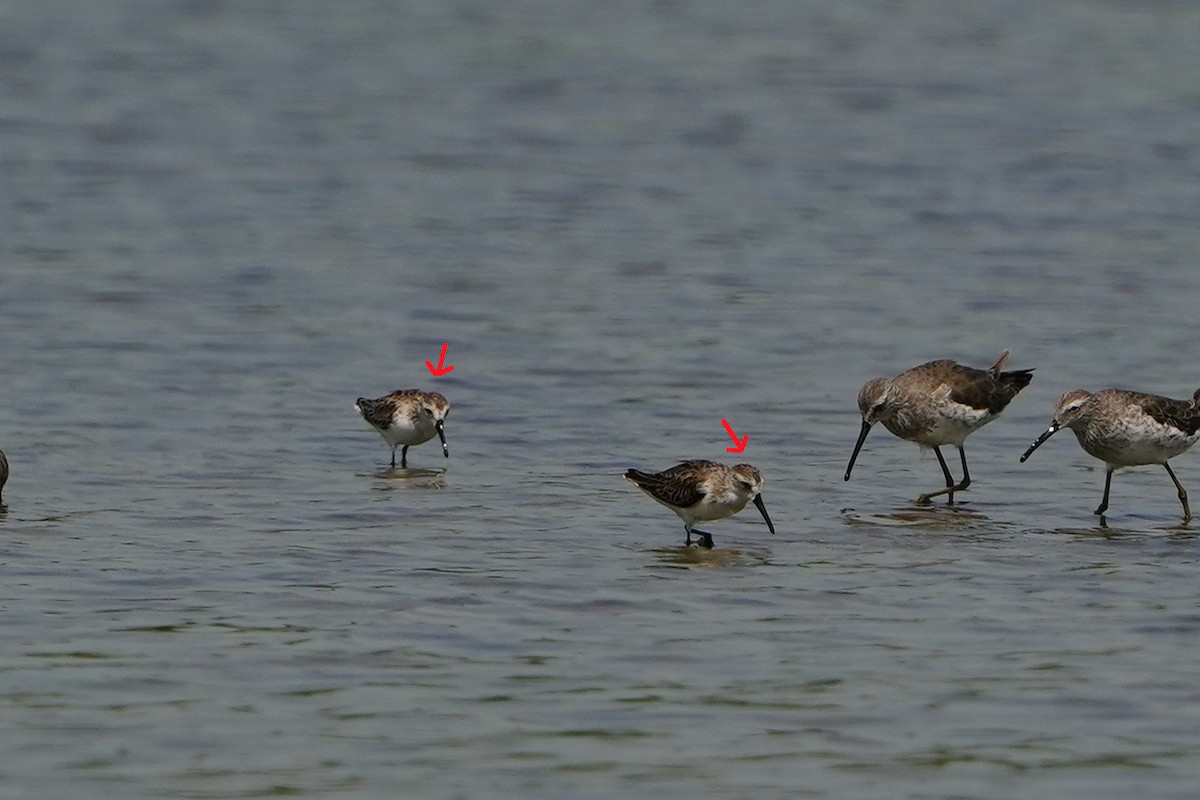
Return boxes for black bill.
[844,419,872,481]
[436,419,449,457]
[753,494,777,535]
[1019,422,1059,462]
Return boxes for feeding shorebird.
[1020,387,1200,522]
[624,460,776,548]
[354,389,450,469]
[845,350,1034,504]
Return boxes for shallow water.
[3,1,1200,797]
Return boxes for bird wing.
[624,464,708,508]
[948,364,1034,414]
[356,397,396,429]
[1138,394,1200,436]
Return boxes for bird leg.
[1094,468,1113,517]
[917,446,971,505]
[1164,462,1191,522]
[684,524,714,549]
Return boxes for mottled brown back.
[1137,392,1200,436]
[355,394,403,429]
[624,460,712,508]
[948,364,1034,415]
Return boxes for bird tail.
[990,350,1034,391]
[989,349,1011,373]
[1000,367,1035,392]
[624,468,649,484]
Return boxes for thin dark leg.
[400,445,409,469]
[390,446,397,468]
[1094,468,1113,517]
[917,446,960,505]
[955,446,972,493]
[1164,462,1191,522]
[684,523,713,548]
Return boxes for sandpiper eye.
[737,481,752,492]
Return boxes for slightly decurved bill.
[753,494,776,535]
[1020,423,1059,462]
[844,419,873,481]
[436,420,449,457]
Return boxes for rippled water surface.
[4,1,1200,797]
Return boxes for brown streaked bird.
[845,350,1034,504]
[354,389,450,469]
[624,460,776,548]
[1020,387,1200,522]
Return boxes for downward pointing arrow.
[425,343,455,377]
[722,419,748,453]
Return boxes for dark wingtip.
[1000,368,1036,391]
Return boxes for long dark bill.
[1019,422,1059,462]
[753,494,776,535]
[844,419,872,481]
[436,420,449,457]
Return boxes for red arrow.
[425,343,455,377]
[722,419,747,453]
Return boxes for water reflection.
[649,545,770,568]
[1045,520,1197,538]
[367,467,448,489]
[841,504,988,529]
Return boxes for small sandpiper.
[624,460,776,548]
[845,350,1034,504]
[1020,387,1200,522]
[355,389,450,469]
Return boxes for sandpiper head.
[730,463,764,496]
[731,463,776,535]
[845,378,890,481]
[1051,389,1094,428]
[1020,389,1093,463]
[856,377,891,423]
